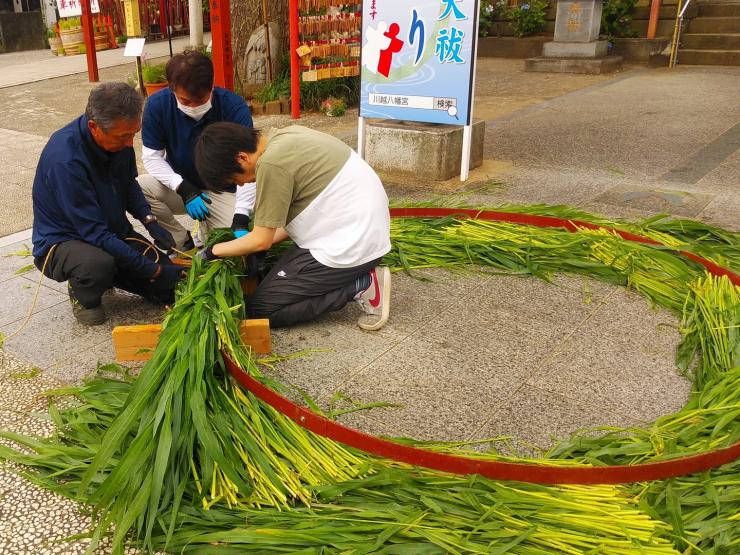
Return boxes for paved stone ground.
[0,52,737,553]
[0,35,208,89]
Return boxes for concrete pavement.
[0,34,210,89]
[0,54,738,553]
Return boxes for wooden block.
[112,319,271,362]
[265,100,282,115]
[111,324,162,362]
[239,319,272,355]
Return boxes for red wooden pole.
[647,0,662,39]
[81,0,99,82]
[289,0,300,119]
[159,0,167,37]
[209,0,234,90]
[106,15,117,48]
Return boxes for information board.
[359,0,480,126]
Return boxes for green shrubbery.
[478,0,508,37]
[504,1,549,38]
[601,0,638,40]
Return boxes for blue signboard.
[360,1,480,126]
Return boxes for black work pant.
[35,232,174,308]
[247,246,379,328]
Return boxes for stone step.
[678,48,740,65]
[698,3,740,17]
[688,16,740,34]
[682,32,740,49]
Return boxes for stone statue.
[243,22,282,86]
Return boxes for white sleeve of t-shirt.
[235,182,257,216]
[142,146,183,192]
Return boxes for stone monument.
[242,22,283,87]
[526,0,622,74]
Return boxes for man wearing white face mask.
[137,50,255,251]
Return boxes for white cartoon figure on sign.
[362,22,392,75]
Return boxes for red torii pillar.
[81,0,100,82]
[647,0,662,39]
[159,0,168,38]
[289,0,299,119]
[209,0,234,91]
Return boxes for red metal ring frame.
[225,207,740,485]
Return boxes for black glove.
[144,219,176,252]
[197,245,220,262]
[150,263,185,290]
[245,251,267,280]
[231,213,251,238]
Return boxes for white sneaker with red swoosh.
[356,266,391,331]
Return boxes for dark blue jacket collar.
[79,115,112,163]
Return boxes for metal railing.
[669,0,693,67]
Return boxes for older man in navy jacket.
[32,82,183,326]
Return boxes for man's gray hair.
[84,82,144,131]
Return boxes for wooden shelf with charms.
[290,1,362,116]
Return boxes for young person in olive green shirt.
[194,122,391,330]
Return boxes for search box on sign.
[368,94,458,115]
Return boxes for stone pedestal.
[526,0,622,74]
[543,40,608,58]
[365,120,485,183]
[525,55,623,74]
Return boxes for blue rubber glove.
[234,229,249,239]
[177,180,212,221]
[184,192,211,221]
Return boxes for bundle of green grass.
[1,205,738,554]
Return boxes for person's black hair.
[166,50,214,97]
[85,82,144,131]
[195,122,261,191]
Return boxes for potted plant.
[142,62,168,96]
[321,97,347,117]
[47,27,64,56]
[59,16,84,56]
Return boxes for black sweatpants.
[35,231,174,308]
[247,246,380,328]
